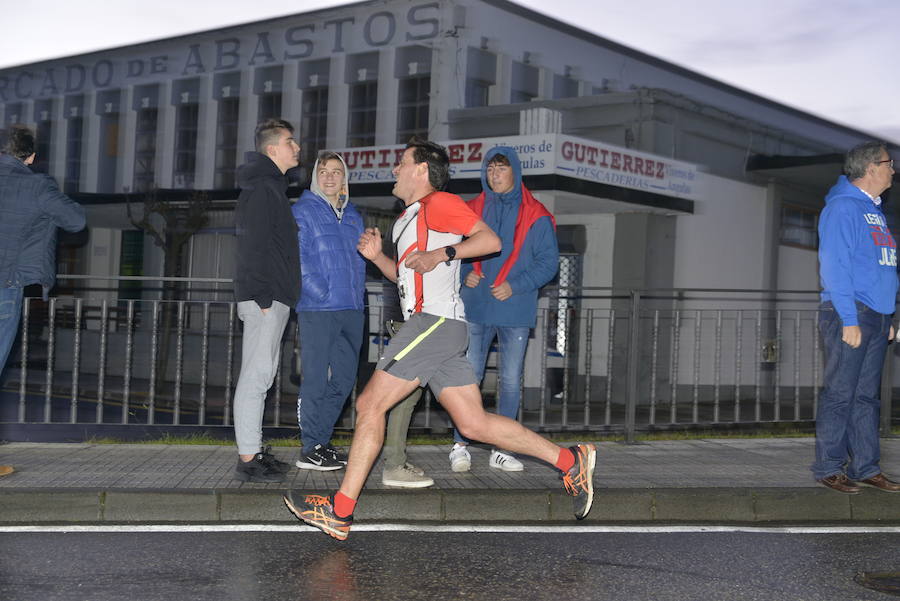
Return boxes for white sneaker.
[449,443,471,472]
[489,450,524,472]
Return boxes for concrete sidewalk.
[0,438,898,524]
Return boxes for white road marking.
[1,524,899,534]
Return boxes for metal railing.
[1,277,897,440]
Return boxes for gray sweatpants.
[233,300,290,455]
[383,388,421,469]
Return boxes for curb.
[2,487,900,524]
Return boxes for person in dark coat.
[232,119,301,483]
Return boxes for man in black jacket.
[0,125,85,375]
[1,124,85,480]
[232,119,301,482]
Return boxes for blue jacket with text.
[818,174,898,325]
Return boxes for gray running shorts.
[376,313,476,398]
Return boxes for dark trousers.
[297,310,364,454]
[812,301,890,481]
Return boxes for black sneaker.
[295,444,344,471]
[259,445,291,473]
[235,452,287,483]
[324,444,348,465]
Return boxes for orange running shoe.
[562,444,597,520]
[284,492,353,540]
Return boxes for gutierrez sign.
[336,134,700,201]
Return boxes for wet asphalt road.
[0,530,898,601]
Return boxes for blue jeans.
[454,322,530,444]
[0,287,24,375]
[812,301,890,481]
[297,310,364,454]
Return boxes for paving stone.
[654,488,755,521]
[753,488,852,522]
[442,490,550,521]
[104,491,218,522]
[354,490,443,522]
[219,491,295,522]
[549,488,653,522]
[0,491,101,522]
[850,490,900,521]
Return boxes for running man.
[284,138,596,540]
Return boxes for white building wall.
[672,173,769,290]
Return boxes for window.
[511,62,539,104]
[4,102,23,125]
[553,74,579,99]
[118,230,145,305]
[301,87,328,166]
[347,81,377,147]
[780,204,818,249]
[215,97,240,189]
[257,92,282,123]
[133,108,157,192]
[396,76,430,143]
[95,91,122,194]
[34,102,53,174]
[64,116,83,193]
[174,103,199,189]
[465,47,496,108]
[465,79,490,108]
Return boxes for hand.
[464,271,484,288]
[842,325,861,348]
[404,249,443,274]
[357,227,383,261]
[891,325,896,342]
[490,281,513,301]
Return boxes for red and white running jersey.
[392,191,480,321]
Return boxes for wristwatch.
[444,245,457,265]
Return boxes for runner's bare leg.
[438,383,561,464]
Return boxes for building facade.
[1,0,898,412]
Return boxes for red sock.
[333,491,356,518]
[555,448,575,473]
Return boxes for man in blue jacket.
[1,125,85,480]
[448,147,559,473]
[815,141,900,494]
[0,125,85,375]
[293,151,366,471]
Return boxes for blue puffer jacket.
[292,180,365,312]
[0,153,85,295]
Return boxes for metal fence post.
[625,290,641,444]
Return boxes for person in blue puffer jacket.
[292,151,366,471]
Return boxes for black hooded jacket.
[233,152,300,309]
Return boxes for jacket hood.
[825,175,875,206]
[309,153,351,208]
[236,152,286,189]
[480,146,523,206]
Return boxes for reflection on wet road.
[1,529,898,600]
